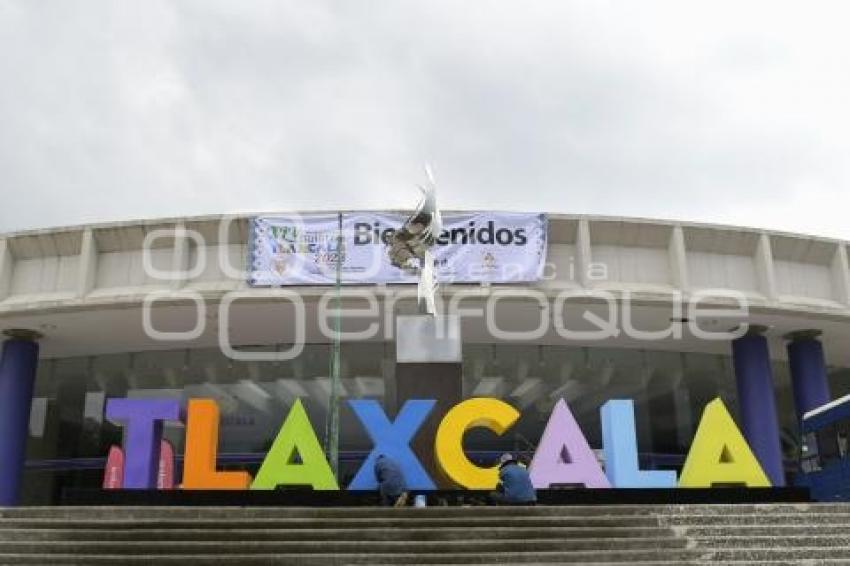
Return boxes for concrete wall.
[1,212,849,336]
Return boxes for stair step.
[702,547,850,561]
[0,548,704,565]
[681,524,850,537]
[693,535,850,548]
[661,513,850,526]
[0,537,691,554]
[0,516,663,529]
[0,526,676,542]
[2,504,848,564]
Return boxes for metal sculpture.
[387,166,442,314]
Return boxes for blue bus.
[799,394,850,501]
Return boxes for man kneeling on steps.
[490,453,537,505]
[375,454,408,507]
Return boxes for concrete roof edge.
[0,209,846,246]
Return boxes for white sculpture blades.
[388,167,442,315]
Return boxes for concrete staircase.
[0,504,848,565]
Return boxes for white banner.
[249,212,547,286]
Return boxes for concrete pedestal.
[395,315,462,486]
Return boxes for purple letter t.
[105,398,180,489]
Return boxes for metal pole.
[325,212,343,477]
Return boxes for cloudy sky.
[1,1,849,238]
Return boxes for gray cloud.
[1,0,849,238]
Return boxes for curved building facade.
[0,212,848,504]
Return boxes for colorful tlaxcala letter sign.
[183,399,252,490]
[435,398,520,489]
[102,395,771,491]
[252,398,338,490]
[104,398,180,489]
[601,400,677,488]
[347,399,437,490]
[529,398,610,489]
[678,398,771,488]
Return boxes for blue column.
[732,332,785,487]
[0,331,40,506]
[787,332,831,422]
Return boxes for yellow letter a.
[679,398,771,488]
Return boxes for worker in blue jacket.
[491,453,537,505]
[374,454,408,506]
